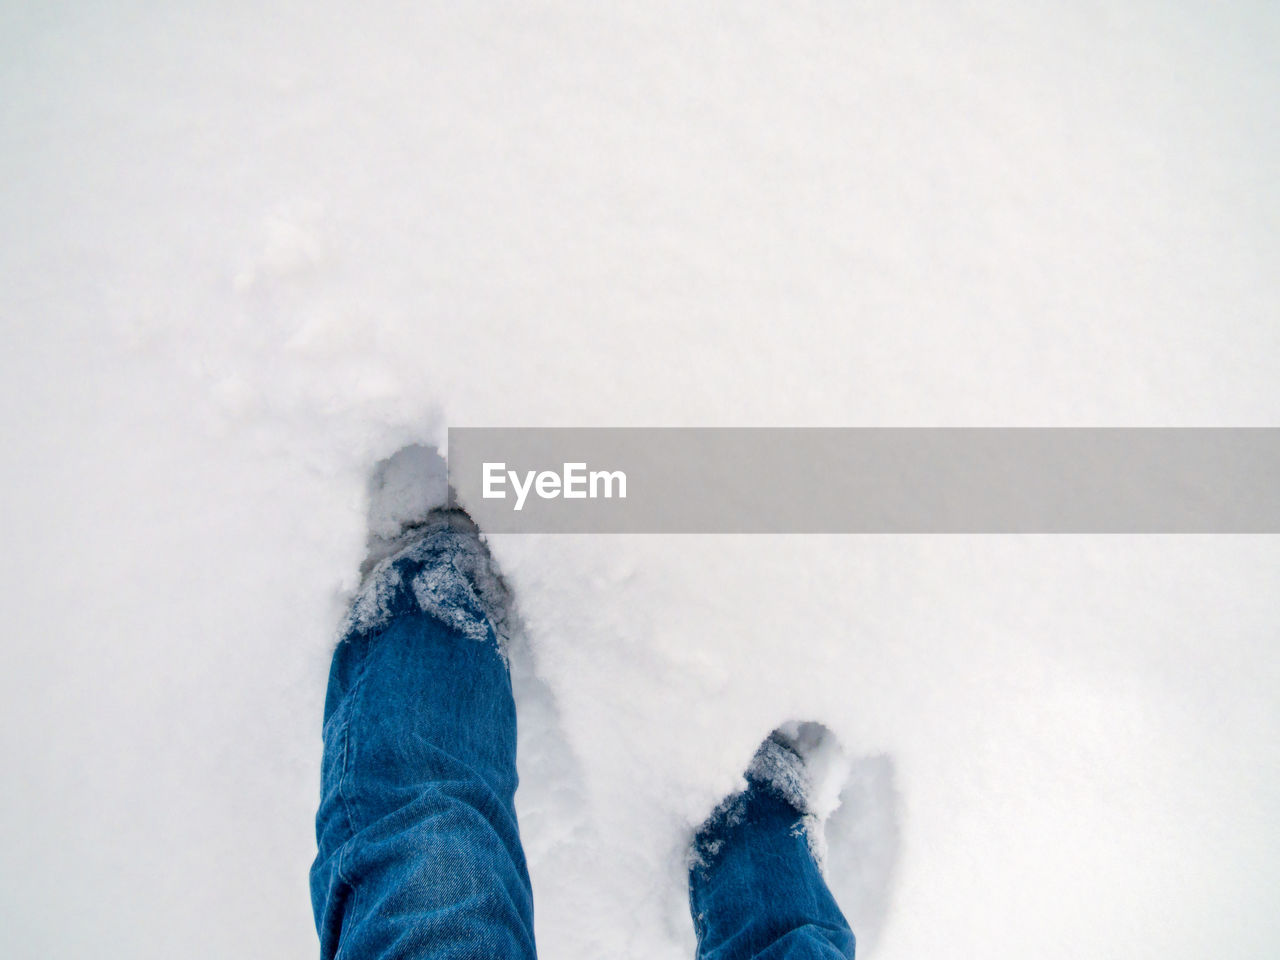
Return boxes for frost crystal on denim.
[346,563,404,634]
[342,512,511,655]
[691,732,832,873]
[748,735,813,814]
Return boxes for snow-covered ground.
[2,2,1277,957]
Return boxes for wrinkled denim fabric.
[311,513,854,960]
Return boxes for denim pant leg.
[310,524,536,960]
[690,779,856,960]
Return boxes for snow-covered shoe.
[689,722,856,959]
[360,443,455,578]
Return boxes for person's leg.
[310,511,536,960]
[690,732,856,960]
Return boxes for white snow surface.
[2,2,1278,957]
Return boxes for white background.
[2,2,1277,957]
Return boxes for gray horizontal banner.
[447,428,1280,533]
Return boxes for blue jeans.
[311,516,855,959]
